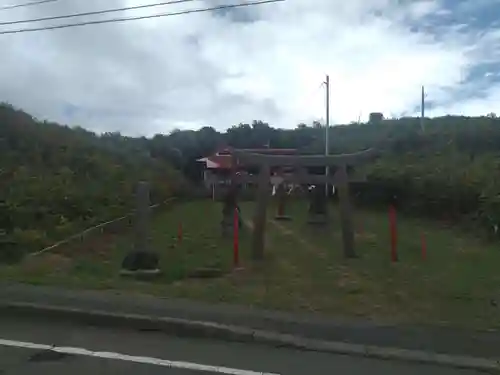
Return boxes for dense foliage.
[0,104,187,260]
[144,116,500,238]
[3,102,500,261]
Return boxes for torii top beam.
[231,148,378,167]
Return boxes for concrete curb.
[1,302,498,373]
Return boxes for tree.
[0,103,187,256]
[5,99,500,257]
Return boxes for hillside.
[2,104,500,260]
[0,103,187,259]
[151,117,500,238]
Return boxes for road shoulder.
[0,283,499,372]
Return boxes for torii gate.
[229,148,378,260]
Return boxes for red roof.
[198,148,298,170]
[205,155,233,169]
[217,148,298,155]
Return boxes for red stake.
[421,232,427,261]
[177,222,183,243]
[389,205,398,262]
[233,207,240,268]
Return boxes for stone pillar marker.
[251,163,270,261]
[135,181,151,253]
[275,181,291,221]
[307,185,329,225]
[120,181,160,277]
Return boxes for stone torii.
[229,148,378,260]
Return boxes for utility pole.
[420,85,425,133]
[324,74,330,197]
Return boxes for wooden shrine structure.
[227,148,378,260]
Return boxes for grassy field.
[1,198,499,329]
[0,201,252,290]
[248,200,500,329]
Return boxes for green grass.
[1,199,499,329]
[238,200,500,329]
[0,201,251,290]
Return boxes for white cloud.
[407,0,441,18]
[0,0,500,135]
[429,83,500,117]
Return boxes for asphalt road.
[0,316,486,375]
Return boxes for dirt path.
[242,214,323,255]
[270,218,324,254]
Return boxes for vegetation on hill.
[0,103,187,259]
[2,101,500,260]
[147,116,500,238]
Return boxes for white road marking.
[0,338,280,375]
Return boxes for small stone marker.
[221,185,242,237]
[307,185,328,225]
[274,182,291,221]
[120,251,160,277]
[120,181,160,278]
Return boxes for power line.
[0,0,200,26]
[0,0,285,34]
[324,74,329,197]
[0,0,60,11]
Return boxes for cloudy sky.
[1,0,500,136]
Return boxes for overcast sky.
[1,0,500,136]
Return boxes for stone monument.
[120,181,160,278]
[307,185,328,224]
[274,181,291,221]
[221,184,242,236]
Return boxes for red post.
[233,207,239,268]
[177,222,183,243]
[389,205,398,262]
[421,232,427,261]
